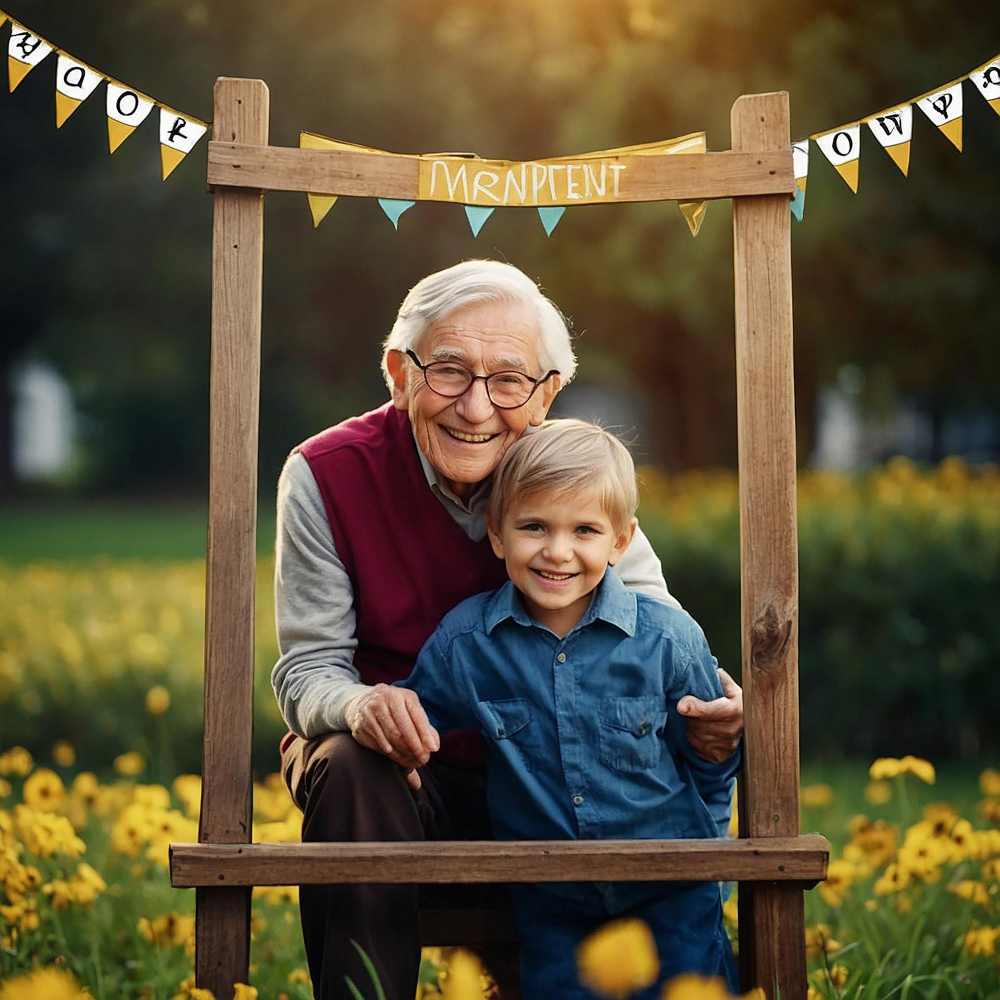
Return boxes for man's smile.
[441,427,500,444]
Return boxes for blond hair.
[487,419,638,534]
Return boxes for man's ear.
[527,374,562,427]
[607,517,638,567]
[385,350,410,410]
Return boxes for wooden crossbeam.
[170,835,828,887]
[207,142,794,202]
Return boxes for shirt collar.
[485,568,637,637]
[412,427,491,515]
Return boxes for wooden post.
[196,76,269,998]
[730,91,806,1000]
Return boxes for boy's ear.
[607,517,638,567]
[486,515,505,560]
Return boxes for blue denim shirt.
[399,570,739,858]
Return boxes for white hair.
[381,260,577,391]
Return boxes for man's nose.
[453,377,495,423]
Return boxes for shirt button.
[572,794,584,806]
[556,652,567,663]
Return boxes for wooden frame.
[170,76,828,1000]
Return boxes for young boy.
[398,419,739,998]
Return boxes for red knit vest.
[297,402,508,767]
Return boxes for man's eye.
[494,373,526,386]
[438,365,469,378]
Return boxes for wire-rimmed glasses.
[405,350,558,409]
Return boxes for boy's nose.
[544,536,575,562]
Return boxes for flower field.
[0,459,997,997]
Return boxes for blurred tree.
[0,0,997,493]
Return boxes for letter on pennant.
[106,83,154,153]
[158,108,208,179]
[815,124,861,193]
[970,59,1000,118]
[917,83,963,151]
[8,26,52,92]
[54,55,102,128]
[865,104,913,176]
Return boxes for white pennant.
[917,83,963,151]
[54,54,102,127]
[8,25,52,92]
[865,104,913,176]
[969,58,1000,117]
[106,82,154,153]
[815,124,861,193]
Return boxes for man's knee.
[291,732,414,840]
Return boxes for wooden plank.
[207,142,794,202]
[731,91,807,1000]
[196,76,269,997]
[170,835,829,887]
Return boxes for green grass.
[0,500,277,563]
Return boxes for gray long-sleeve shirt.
[271,446,680,739]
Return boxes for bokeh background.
[1,0,998,775]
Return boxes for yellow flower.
[576,919,659,999]
[869,758,903,780]
[660,974,735,1000]
[23,768,67,813]
[52,741,76,768]
[804,923,842,959]
[868,756,935,784]
[901,756,935,785]
[864,780,891,805]
[173,774,202,818]
[441,949,484,999]
[819,860,855,907]
[722,895,738,925]
[287,969,310,985]
[873,863,911,896]
[963,926,998,957]
[232,985,257,1000]
[0,746,33,776]
[800,784,834,809]
[981,768,1000,797]
[950,880,991,907]
[188,990,217,1000]
[146,685,171,715]
[0,778,11,798]
[114,751,146,776]
[0,967,85,1000]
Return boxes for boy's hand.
[345,684,440,772]
[677,668,743,764]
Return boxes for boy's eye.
[518,523,543,532]
[575,525,599,535]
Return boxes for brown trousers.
[282,732,511,1000]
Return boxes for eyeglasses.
[405,350,559,409]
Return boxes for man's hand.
[344,684,440,790]
[677,668,743,765]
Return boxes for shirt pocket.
[599,695,668,773]
[478,698,537,772]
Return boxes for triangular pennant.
[299,132,385,227]
[970,57,1000,117]
[307,195,338,228]
[463,205,494,237]
[537,206,566,236]
[917,83,963,151]
[815,124,861,193]
[0,15,6,30]
[106,83,153,153]
[8,26,52,92]
[378,199,415,229]
[54,55,102,128]
[158,108,208,179]
[865,104,912,176]
[790,140,809,221]
[678,201,706,236]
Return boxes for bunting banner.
[793,48,998,219]
[299,129,708,238]
[1,9,209,178]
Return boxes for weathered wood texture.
[196,76,269,999]
[207,142,794,203]
[170,836,829,887]
[731,91,807,1000]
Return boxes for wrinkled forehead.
[416,300,543,372]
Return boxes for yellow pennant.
[970,56,1000,118]
[158,107,208,179]
[866,104,912,177]
[54,54,103,128]
[814,124,861,193]
[106,82,154,153]
[298,132,390,226]
[8,23,52,92]
[917,83,963,152]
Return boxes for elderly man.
[273,260,743,1000]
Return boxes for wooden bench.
[169,78,830,1000]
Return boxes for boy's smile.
[488,489,636,636]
